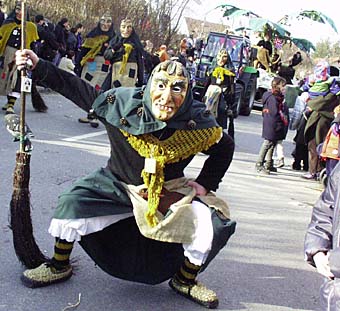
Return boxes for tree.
[6,0,193,54]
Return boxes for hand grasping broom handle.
[10,0,46,269]
[19,0,27,152]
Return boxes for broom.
[9,0,46,269]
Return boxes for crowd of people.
[4,2,340,310]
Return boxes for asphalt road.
[0,91,324,311]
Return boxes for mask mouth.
[155,103,174,112]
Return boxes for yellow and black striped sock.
[51,238,74,270]
[175,257,201,285]
[6,96,16,108]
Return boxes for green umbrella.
[298,10,337,34]
[249,17,290,37]
[291,37,316,53]
[216,4,259,18]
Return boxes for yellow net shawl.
[212,66,235,82]
[121,127,223,227]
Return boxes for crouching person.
[16,49,236,309]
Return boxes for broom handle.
[19,0,27,153]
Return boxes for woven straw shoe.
[169,277,219,309]
[21,262,72,288]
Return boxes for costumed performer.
[76,12,115,128]
[103,17,144,89]
[203,48,236,138]
[0,1,38,114]
[16,49,236,309]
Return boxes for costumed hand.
[331,122,340,136]
[187,181,208,196]
[112,42,123,52]
[15,49,39,71]
[313,252,334,279]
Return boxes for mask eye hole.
[172,85,182,93]
[157,81,165,90]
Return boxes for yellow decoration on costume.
[120,127,223,227]
[0,22,38,55]
[119,43,133,74]
[211,67,235,82]
[80,35,109,66]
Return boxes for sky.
[183,0,340,45]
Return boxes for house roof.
[184,17,226,39]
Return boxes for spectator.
[302,60,339,180]
[35,17,59,63]
[58,50,75,74]
[255,76,287,174]
[67,23,83,58]
[54,17,70,65]
[156,44,169,62]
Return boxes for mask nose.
[161,87,172,104]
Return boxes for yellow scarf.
[212,66,235,82]
[80,35,109,66]
[118,43,133,74]
[121,127,223,227]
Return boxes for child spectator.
[256,76,287,174]
[58,50,75,75]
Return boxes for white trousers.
[48,200,214,266]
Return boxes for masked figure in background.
[103,17,144,90]
[0,1,39,114]
[203,48,236,138]
[16,48,237,310]
[76,12,115,128]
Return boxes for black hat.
[35,15,44,23]
[15,1,22,10]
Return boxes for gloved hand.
[135,81,143,87]
[331,122,340,136]
[313,252,334,279]
[112,42,123,51]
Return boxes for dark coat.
[32,59,234,192]
[304,93,339,145]
[37,23,59,61]
[304,161,340,310]
[261,91,286,141]
[54,22,68,53]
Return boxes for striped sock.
[175,257,201,285]
[51,238,74,270]
[6,96,16,109]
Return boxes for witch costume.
[20,58,236,309]
[75,15,115,90]
[0,2,38,114]
[102,20,144,89]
